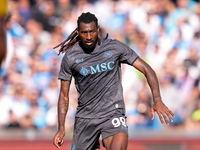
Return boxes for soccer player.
[53,12,174,150]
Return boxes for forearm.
[57,80,71,131]
[144,67,162,103]
[133,58,162,103]
[57,92,69,131]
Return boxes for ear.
[97,25,100,32]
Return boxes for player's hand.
[151,100,175,125]
[53,131,65,148]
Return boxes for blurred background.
[0,0,200,149]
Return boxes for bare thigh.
[104,133,128,150]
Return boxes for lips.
[85,41,93,45]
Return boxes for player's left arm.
[132,57,175,125]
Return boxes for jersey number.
[112,117,127,128]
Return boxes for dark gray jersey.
[58,38,139,118]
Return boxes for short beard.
[80,37,98,53]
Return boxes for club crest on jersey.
[80,67,89,77]
[104,51,112,58]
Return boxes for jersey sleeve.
[116,40,139,65]
[58,56,72,81]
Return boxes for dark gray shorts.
[71,113,128,150]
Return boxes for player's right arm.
[53,80,71,148]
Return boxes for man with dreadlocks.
[53,12,174,150]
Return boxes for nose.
[86,33,92,40]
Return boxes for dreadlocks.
[53,12,108,55]
[53,27,79,55]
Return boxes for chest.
[71,49,119,77]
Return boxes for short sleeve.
[116,40,139,65]
[58,56,72,81]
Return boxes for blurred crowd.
[1,0,200,137]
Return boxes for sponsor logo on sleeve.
[76,58,84,64]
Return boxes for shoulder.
[62,43,80,58]
[61,43,80,65]
[99,39,131,54]
[100,38,122,48]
